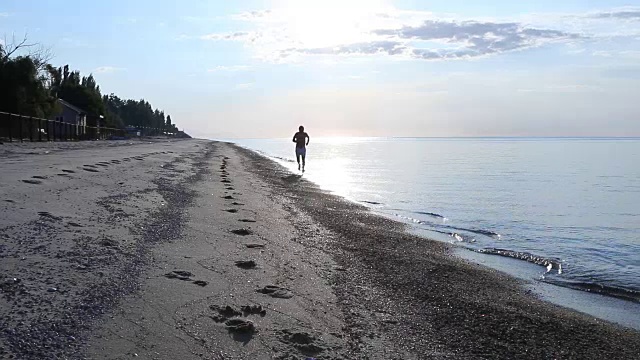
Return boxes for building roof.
[57,99,86,115]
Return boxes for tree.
[1,33,183,134]
[0,35,57,117]
[102,94,173,133]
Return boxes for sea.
[234,137,640,313]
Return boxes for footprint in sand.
[67,222,83,228]
[210,305,264,328]
[57,173,70,177]
[38,211,61,221]
[22,179,42,185]
[223,195,235,200]
[238,219,256,223]
[210,305,242,321]
[164,270,193,281]
[245,243,265,249]
[279,330,326,356]
[32,175,48,180]
[257,285,294,299]
[232,202,245,206]
[225,319,256,334]
[61,169,76,173]
[241,304,267,316]
[235,260,257,269]
[82,168,99,173]
[231,229,253,236]
[221,180,231,183]
[224,209,239,213]
[83,164,97,168]
[226,187,235,190]
[100,238,119,247]
[95,163,109,167]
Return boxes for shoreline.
[0,139,638,359]
[233,142,640,358]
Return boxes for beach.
[1,139,639,359]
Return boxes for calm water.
[234,137,640,302]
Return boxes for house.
[50,99,87,138]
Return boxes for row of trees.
[103,94,175,132]
[0,35,179,133]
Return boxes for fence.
[0,111,174,142]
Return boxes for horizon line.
[210,135,640,140]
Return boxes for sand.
[0,139,639,359]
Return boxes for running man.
[292,125,310,171]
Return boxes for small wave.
[466,228,501,238]
[450,232,465,242]
[394,212,500,241]
[542,279,640,303]
[478,248,562,272]
[442,225,501,239]
[414,211,446,219]
[361,200,383,205]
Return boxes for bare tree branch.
[1,32,38,61]
[29,44,54,71]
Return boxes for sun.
[271,0,392,48]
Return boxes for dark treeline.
[103,94,175,132]
[0,35,179,133]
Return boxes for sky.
[1,0,639,138]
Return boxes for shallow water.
[233,137,640,303]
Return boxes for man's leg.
[296,151,301,170]
[301,154,305,170]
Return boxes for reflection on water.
[233,137,640,303]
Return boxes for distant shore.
[0,139,638,359]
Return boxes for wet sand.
[0,139,639,359]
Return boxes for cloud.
[234,10,272,21]
[284,41,407,57]
[201,32,251,41]
[589,8,640,20]
[0,12,9,17]
[374,20,578,59]
[199,6,640,63]
[282,21,578,60]
[207,65,251,72]
[94,66,125,74]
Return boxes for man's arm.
[292,133,297,143]
[306,133,310,146]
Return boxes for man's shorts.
[295,147,306,157]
